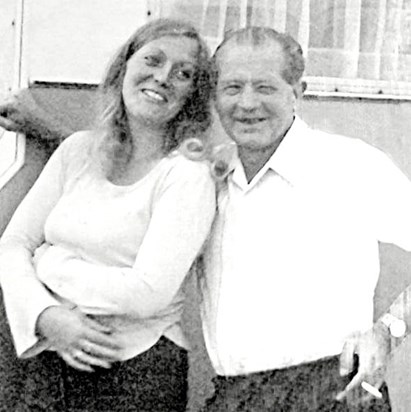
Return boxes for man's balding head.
[212,27,305,90]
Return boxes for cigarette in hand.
[361,381,383,399]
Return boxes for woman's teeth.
[143,89,166,102]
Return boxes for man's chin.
[236,141,273,153]
[231,132,270,146]
[227,129,261,142]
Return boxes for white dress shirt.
[201,117,411,376]
[0,131,216,359]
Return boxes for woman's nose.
[153,64,172,86]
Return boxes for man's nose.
[237,86,259,110]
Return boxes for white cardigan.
[0,131,216,359]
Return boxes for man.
[200,27,411,411]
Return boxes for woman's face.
[122,35,199,127]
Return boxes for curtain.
[306,0,411,82]
[159,0,410,83]
[155,0,411,91]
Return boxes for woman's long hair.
[95,18,212,177]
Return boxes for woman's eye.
[174,69,194,81]
[144,55,161,66]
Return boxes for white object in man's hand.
[336,323,390,404]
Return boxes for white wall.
[25,0,148,83]
[0,1,17,97]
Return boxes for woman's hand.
[36,305,123,372]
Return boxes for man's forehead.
[216,40,285,78]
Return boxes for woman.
[0,19,216,411]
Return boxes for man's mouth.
[235,118,266,125]
[235,117,265,125]
[142,88,168,103]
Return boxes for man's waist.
[203,322,372,376]
[215,354,341,379]
[210,345,342,376]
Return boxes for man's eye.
[258,85,276,94]
[223,85,241,95]
[145,55,161,66]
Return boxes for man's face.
[215,40,298,152]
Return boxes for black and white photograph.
[0,1,410,411]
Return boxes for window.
[26,0,148,84]
[0,0,25,190]
[305,0,411,97]
[150,0,411,98]
[1,0,150,190]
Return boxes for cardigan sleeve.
[0,132,86,356]
[36,159,216,319]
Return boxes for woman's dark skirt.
[0,296,188,412]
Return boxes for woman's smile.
[141,87,168,103]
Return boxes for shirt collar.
[266,116,312,185]
[230,117,312,190]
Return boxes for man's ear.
[292,80,306,99]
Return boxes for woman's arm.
[0,134,118,362]
[37,159,216,319]
[0,138,67,356]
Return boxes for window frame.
[0,0,26,191]
[0,132,26,190]
[304,77,411,100]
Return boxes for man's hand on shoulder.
[0,88,39,134]
[0,88,72,141]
